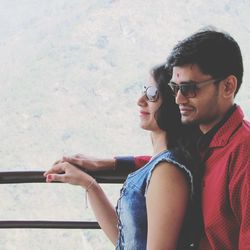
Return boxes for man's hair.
[167,27,243,95]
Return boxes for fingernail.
[47,175,52,182]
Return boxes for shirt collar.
[198,104,241,150]
[210,105,243,147]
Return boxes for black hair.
[152,63,201,249]
[151,64,183,149]
[167,27,243,95]
[151,63,198,166]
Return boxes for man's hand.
[53,154,116,172]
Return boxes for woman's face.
[137,75,162,132]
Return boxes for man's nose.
[175,90,189,105]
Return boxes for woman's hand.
[43,161,94,188]
[53,154,116,172]
[44,160,119,245]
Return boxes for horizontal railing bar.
[0,170,127,184]
[0,170,128,229]
[0,221,100,229]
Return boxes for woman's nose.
[137,94,147,107]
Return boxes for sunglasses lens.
[169,83,196,98]
[168,83,179,95]
[172,85,179,95]
[181,85,195,97]
[147,86,158,101]
[143,86,158,101]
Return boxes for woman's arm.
[44,163,119,245]
[146,162,190,250]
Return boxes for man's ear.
[221,75,237,98]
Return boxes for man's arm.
[229,144,250,248]
[115,155,151,171]
[55,154,151,173]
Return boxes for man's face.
[171,64,224,133]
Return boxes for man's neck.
[199,104,236,134]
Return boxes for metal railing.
[0,170,127,229]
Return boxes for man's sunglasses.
[142,85,159,102]
[168,78,222,98]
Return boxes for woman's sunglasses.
[142,85,159,102]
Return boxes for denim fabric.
[115,150,193,250]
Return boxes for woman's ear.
[221,75,237,98]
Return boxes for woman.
[44,64,196,249]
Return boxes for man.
[55,28,250,249]
[163,28,250,250]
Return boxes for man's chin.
[181,116,196,125]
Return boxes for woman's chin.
[139,123,150,131]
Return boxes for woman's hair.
[152,63,202,248]
[151,63,182,149]
[151,63,200,166]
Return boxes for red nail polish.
[47,175,52,182]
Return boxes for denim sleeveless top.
[115,150,193,250]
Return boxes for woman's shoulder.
[153,150,190,173]
[149,150,193,195]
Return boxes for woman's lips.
[140,111,150,116]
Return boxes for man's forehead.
[171,66,193,81]
[172,64,198,73]
[171,64,209,81]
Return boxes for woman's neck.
[150,130,167,156]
